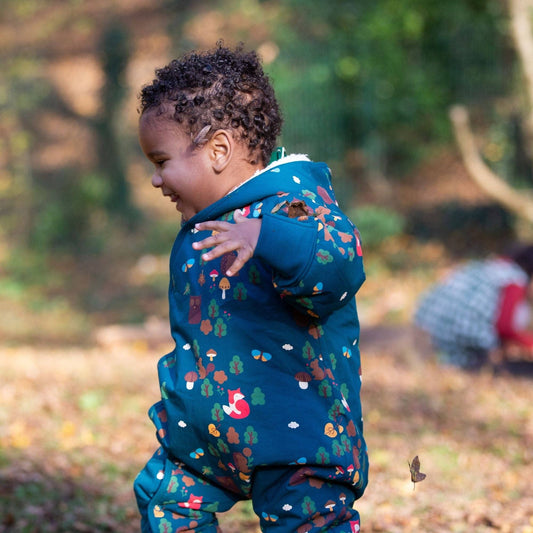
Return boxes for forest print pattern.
[135,157,368,532]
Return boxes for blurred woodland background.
[1,0,533,532]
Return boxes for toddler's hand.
[192,209,262,276]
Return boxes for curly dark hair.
[139,43,283,166]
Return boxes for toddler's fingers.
[233,209,247,223]
[194,220,232,233]
[193,232,225,251]
[202,243,235,262]
[226,246,254,276]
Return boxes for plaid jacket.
[414,259,528,352]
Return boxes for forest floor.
[1,306,532,532]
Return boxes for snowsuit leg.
[134,447,242,533]
[251,465,361,532]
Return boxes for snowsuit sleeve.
[254,197,365,319]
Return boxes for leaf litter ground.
[1,332,532,532]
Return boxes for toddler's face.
[139,111,217,222]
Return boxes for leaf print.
[302,189,317,202]
[213,370,228,384]
[338,230,354,243]
[324,422,337,438]
[200,319,213,335]
[226,427,240,444]
[316,185,334,204]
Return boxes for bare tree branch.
[509,0,533,144]
[449,105,533,223]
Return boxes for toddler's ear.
[208,130,233,172]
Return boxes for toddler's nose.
[151,173,163,188]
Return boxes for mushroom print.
[206,349,217,362]
[184,371,198,390]
[325,500,336,512]
[209,270,219,283]
[295,372,312,389]
[219,277,230,299]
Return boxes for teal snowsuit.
[134,154,368,532]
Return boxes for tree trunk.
[449,105,533,223]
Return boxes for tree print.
[302,341,315,361]
[192,340,200,359]
[248,264,261,284]
[207,443,220,457]
[308,323,323,339]
[208,299,219,318]
[328,399,344,421]
[211,403,224,422]
[302,496,316,516]
[251,387,265,405]
[217,438,230,455]
[340,434,351,453]
[200,378,213,398]
[233,282,248,301]
[297,297,313,310]
[332,439,344,458]
[214,318,227,338]
[163,356,176,368]
[340,383,349,400]
[316,249,333,264]
[229,355,243,375]
[316,447,330,465]
[167,475,179,493]
[318,380,332,398]
[244,426,258,446]
[159,518,172,533]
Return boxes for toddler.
[134,44,368,532]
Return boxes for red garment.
[496,283,533,347]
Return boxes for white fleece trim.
[226,153,311,195]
